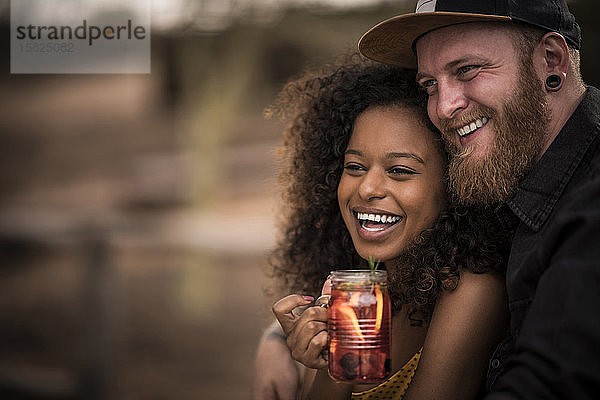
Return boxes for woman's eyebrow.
[387,152,424,164]
[344,149,362,156]
[345,149,424,163]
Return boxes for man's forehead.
[415,22,515,71]
[417,21,512,45]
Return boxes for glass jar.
[327,269,391,383]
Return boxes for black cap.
[359,0,581,68]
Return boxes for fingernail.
[303,295,315,301]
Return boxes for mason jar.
[327,269,391,383]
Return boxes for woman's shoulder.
[421,269,508,367]
[459,268,505,289]
[407,270,508,399]
[431,269,506,327]
[440,269,505,306]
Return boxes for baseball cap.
[358,0,581,68]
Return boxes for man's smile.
[457,117,489,138]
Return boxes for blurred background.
[0,0,597,399]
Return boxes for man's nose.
[358,170,386,201]
[435,80,467,120]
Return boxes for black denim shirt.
[484,86,600,399]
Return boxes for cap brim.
[359,12,512,69]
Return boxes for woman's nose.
[358,170,386,201]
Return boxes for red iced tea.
[327,270,391,383]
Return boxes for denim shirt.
[485,86,600,399]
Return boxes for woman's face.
[337,105,447,262]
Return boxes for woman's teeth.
[457,117,488,137]
[356,212,401,224]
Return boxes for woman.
[263,57,509,400]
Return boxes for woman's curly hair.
[390,206,509,324]
[266,55,509,324]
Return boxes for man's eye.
[420,79,437,88]
[418,79,437,95]
[457,65,479,76]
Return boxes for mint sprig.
[367,255,380,289]
[367,255,380,272]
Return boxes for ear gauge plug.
[545,74,564,91]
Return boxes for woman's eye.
[343,163,365,173]
[389,166,417,175]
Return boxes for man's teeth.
[356,212,401,224]
[457,117,488,137]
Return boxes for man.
[357,0,600,399]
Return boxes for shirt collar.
[504,86,600,232]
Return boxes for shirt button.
[491,359,500,369]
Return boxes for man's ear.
[536,32,569,91]
[540,32,569,74]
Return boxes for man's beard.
[441,60,551,206]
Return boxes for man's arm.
[252,321,303,400]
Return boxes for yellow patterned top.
[352,349,421,400]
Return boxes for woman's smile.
[352,208,403,239]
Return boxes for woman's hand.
[273,295,329,369]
